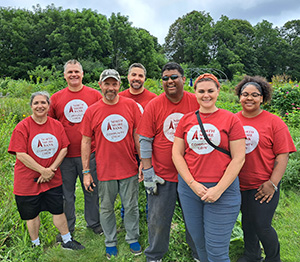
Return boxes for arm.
[139,135,165,194]
[16,152,55,183]
[255,152,289,203]
[201,138,245,203]
[133,129,143,182]
[81,135,94,191]
[49,147,68,171]
[172,137,208,197]
[139,135,154,169]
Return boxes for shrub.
[270,83,300,117]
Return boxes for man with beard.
[119,63,157,113]
[48,59,102,236]
[119,63,157,219]
[137,62,200,262]
[81,69,142,260]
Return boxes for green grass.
[1,177,299,261]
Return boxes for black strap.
[195,110,231,157]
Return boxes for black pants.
[241,186,281,262]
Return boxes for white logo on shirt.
[101,114,129,142]
[31,133,59,159]
[187,124,221,154]
[163,113,184,142]
[64,99,88,123]
[243,126,259,154]
[136,102,144,114]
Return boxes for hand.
[201,186,223,203]
[138,163,144,183]
[83,173,94,192]
[190,181,208,198]
[39,167,55,182]
[143,167,165,195]
[255,181,276,203]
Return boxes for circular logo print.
[64,99,88,123]
[101,114,129,142]
[163,113,184,142]
[186,124,221,154]
[136,102,144,114]
[243,126,259,154]
[31,133,59,159]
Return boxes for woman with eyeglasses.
[235,76,296,262]
[172,73,246,262]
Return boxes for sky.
[1,0,300,44]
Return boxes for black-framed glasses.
[240,92,262,98]
[162,74,180,81]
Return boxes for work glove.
[143,167,165,195]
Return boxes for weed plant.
[1,77,300,261]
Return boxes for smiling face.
[31,95,50,119]
[64,63,84,90]
[239,84,263,115]
[99,77,120,104]
[162,69,186,102]
[195,80,219,113]
[128,67,145,91]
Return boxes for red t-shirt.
[119,88,157,113]
[8,116,70,196]
[137,91,199,182]
[81,96,141,181]
[48,86,102,157]
[236,110,296,191]
[175,109,246,182]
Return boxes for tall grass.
[1,77,300,261]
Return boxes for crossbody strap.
[195,110,231,157]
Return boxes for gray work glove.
[143,167,165,195]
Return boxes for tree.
[211,16,258,78]
[281,20,300,80]
[253,20,289,80]
[164,11,214,66]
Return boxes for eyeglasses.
[162,75,180,81]
[240,92,262,98]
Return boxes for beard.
[130,81,143,90]
[104,90,117,101]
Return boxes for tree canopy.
[1,6,300,81]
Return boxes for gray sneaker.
[62,239,85,250]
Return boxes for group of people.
[8,59,296,262]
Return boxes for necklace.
[199,109,218,118]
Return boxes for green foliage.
[269,83,300,117]
[1,79,300,261]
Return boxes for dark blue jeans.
[241,186,281,262]
[178,176,241,262]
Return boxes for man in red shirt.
[137,62,200,262]
[119,63,157,219]
[119,63,157,113]
[48,59,102,235]
[81,69,142,260]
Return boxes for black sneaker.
[62,239,85,250]
[92,225,104,235]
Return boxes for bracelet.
[189,179,195,186]
[82,169,90,175]
[269,179,278,192]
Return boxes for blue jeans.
[178,176,241,262]
[241,186,281,262]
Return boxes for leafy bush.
[270,83,300,117]
[281,127,300,189]
[0,98,31,123]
